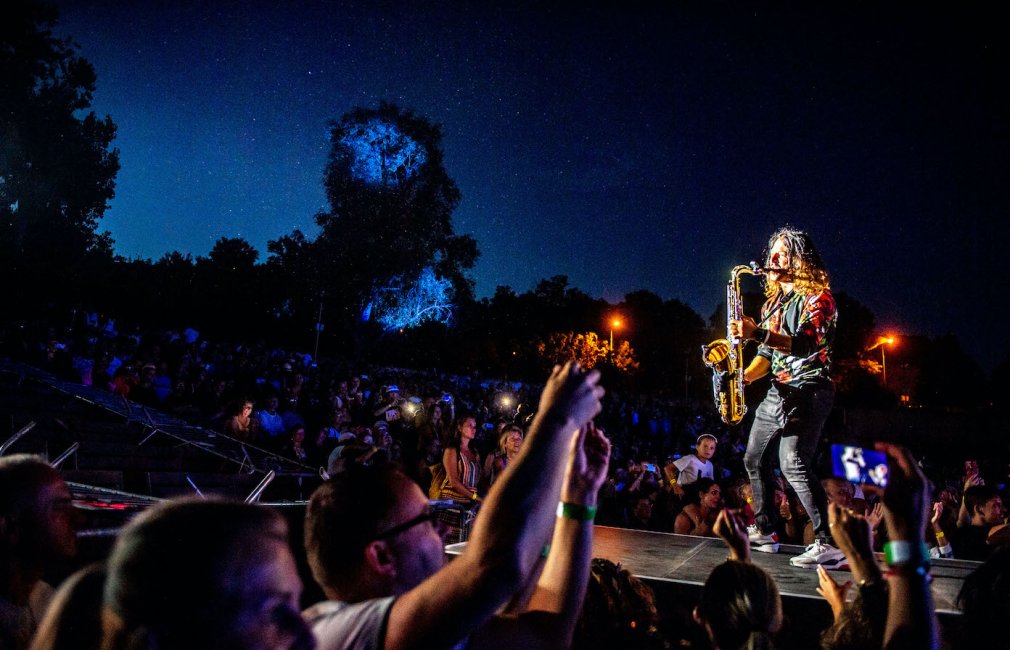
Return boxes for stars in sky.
[51,2,1007,369]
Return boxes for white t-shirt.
[305,596,470,650]
[304,597,394,650]
[673,455,713,486]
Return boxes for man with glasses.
[304,362,610,650]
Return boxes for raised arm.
[386,362,604,650]
[475,422,612,649]
[877,443,938,650]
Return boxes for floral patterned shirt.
[756,288,836,387]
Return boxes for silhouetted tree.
[0,1,119,308]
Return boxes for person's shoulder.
[673,456,692,470]
[304,597,395,650]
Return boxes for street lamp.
[867,335,896,388]
[609,318,623,350]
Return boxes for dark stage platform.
[447,525,976,615]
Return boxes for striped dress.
[437,446,481,541]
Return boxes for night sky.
[53,2,1007,370]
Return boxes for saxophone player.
[729,227,841,569]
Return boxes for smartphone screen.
[831,444,889,488]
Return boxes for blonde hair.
[764,227,830,297]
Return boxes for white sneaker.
[746,525,780,554]
[789,540,847,569]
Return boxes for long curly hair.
[763,227,830,297]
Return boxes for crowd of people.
[1,329,1008,647]
[4,358,1002,649]
[5,226,1008,648]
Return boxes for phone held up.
[831,444,889,489]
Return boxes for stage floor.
[447,525,977,615]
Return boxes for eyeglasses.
[372,510,440,541]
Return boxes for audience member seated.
[674,477,722,537]
[625,492,658,531]
[1,455,82,650]
[779,488,814,546]
[280,425,311,465]
[302,361,606,650]
[222,398,257,443]
[256,394,287,447]
[725,478,755,527]
[101,497,314,649]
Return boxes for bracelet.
[885,564,932,583]
[471,491,478,502]
[557,501,597,522]
[752,328,770,344]
[883,540,931,567]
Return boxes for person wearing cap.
[372,385,403,420]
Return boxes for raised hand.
[536,362,605,432]
[816,564,851,621]
[561,422,611,507]
[876,442,931,542]
[828,501,874,563]
[865,501,884,533]
[930,502,943,530]
[714,509,750,561]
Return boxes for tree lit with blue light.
[367,266,455,330]
[339,119,427,188]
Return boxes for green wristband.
[883,540,931,567]
[557,501,597,522]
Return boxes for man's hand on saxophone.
[731,316,792,357]
[729,316,759,341]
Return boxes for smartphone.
[831,444,889,488]
[642,463,658,473]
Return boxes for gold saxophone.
[701,263,764,426]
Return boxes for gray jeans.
[744,382,834,541]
